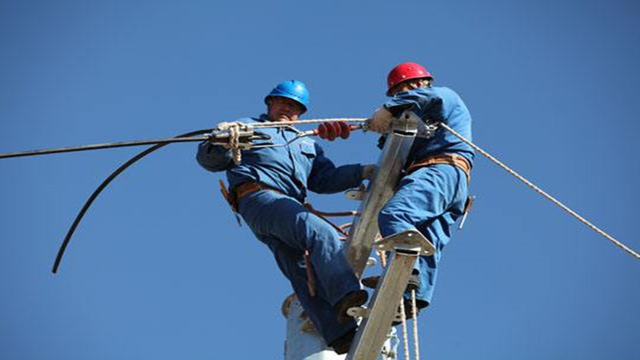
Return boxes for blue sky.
[1,1,639,359]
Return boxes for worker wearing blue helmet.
[263,79,310,113]
[196,80,371,354]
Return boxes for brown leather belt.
[407,153,472,183]
[221,181,282,212]
[234,181,281,200]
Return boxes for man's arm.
[384,88,444,121]
[196,141,233,172]
[307,143,363,194]
[368,89,445,134]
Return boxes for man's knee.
[292,212,342,249]
[378,205,415,237]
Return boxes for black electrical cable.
[0,136,211,159]
[51,129,213,273]
[46,124,356,273]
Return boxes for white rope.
[218,118,368,164]
[250,118,368,128]
[411,290,420,360]
[438,122,640,260]
[399,299,410,360]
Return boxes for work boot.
[361,272,421,291]
[335,289,369,324]
[329,327,357,355]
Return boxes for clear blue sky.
[1,1,639,359]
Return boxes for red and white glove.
[316,121,352,141]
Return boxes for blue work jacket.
[383,86,474,166]
[196,114,364,201]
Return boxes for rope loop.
[228,123,242,164]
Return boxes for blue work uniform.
[196,114,364,345]
[380,86,474,308]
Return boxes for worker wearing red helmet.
[367,62,474,317]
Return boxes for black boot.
[329,327,357,355]
[335,289,369,324]
[362,272,421,291]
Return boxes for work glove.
[366,107,393,134]
[316,121,351,141]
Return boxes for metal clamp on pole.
[346,230,434,360]
[345,111,421,278]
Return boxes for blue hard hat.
[264,80,310,114]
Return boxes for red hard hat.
[386,62,433,96]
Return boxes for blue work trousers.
[238,189,360,344]
[378,164,468,308]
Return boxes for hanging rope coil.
[226,122,242,164]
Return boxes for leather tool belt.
[406,153,472,184]
[220,181,281,212]
[235,181,281,200]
